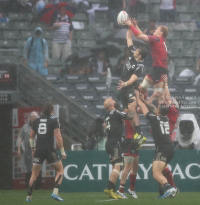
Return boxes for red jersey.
[125,120,134,139]
[148,35,167,68]
[167,104,179,135]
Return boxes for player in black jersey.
[134,90,176,199]
[103,98,133,199]
[118,28,148,141]
[26,102,66,202]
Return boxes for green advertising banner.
[60,150,200,192]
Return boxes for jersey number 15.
[160,121,169,135]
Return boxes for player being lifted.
[134,90,176,199]
[123,18,170,104]
[26,102,66,202]
[117,28,148,143]
[103,98,133,199]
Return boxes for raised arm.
[135,90,149,116]
[116,110,133,121]
[118,74,138,90]
[126,28,133,47]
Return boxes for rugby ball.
[117,11,129,25]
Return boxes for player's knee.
[140,79,151,90]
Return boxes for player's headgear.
[138,46,148,59]
[159,103,169,116]
[42,102,54,115]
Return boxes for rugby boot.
[162,187,176,199]
[116,190,128,199]
[127,189,138,198]
[26,196,32,202]
[107,189,118,199]
[104,188,109,194]
[51,193,64,201]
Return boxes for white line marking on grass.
[96,199,118,202]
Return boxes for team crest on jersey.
[126,61,131,70]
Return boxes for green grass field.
[0,190,199,205]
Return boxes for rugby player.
[26,102,66,202]
[103,98,133,199]
[116,119,139,199]
[134,90,176,199]
[117,28,148,142]
[123,18,170,104]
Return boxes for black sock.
[135,126,141,134]
[107,180,116,191]
[158,183,164,196]
[27,180,35,196]
[164,183,172,191]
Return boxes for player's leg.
[154,81,165,104]
[163,76,171,103]
[26,164,41,201]
[152,160,176,198]
[139,75,153,99]
[117,158,133,198]
[47,148,64,201]
[128,156,139,198]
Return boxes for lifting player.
[103,98,133,199]
[26,102,66,202]
[134,90,176,199]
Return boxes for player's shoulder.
[146,111,157,119]
[50,115,58,121]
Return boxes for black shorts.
[147,67,168,84]
[119,87,135,109]
[105,139,122,160]
[33,147,60,165]
[123,138,139,157]
[153,149,174,164]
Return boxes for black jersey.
[32,114,59,149]
[121,45,144,88]
[105,110,132,140]
[146,112,174,152]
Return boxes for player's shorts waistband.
[124,153,139,157]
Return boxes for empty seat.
[17,39,27,48]
[173,76,194,85]
[14,21,31,30]
[182,31,199,40]
[171,40,191,49]
[8,13,26,21]
[0,22,13,30]
[0,56,18,64]
[81,101,93,109]
[95,10,108,22]
[174,58,193,67]
[179,14,191,20]
[43,31,53,39]
[73,13,88,22]
[99,91,116,101]
[75,30,94,39]
[56,84,73,92]
[87,74,105,84]
[168,48,181,58]
[78,39,96,49]
[81,91,98,101]
[66,91,81,101]
[75,83,91,92]
[64,74,85,84]
[45,74,63,83]
[94,84,108,92]
[0,39,17,48]
[167,31,181,40]
[48,65,62,75]
[181,49,196,58]
[48,58,61,66]
[21,30,34,39]
[176,5,188,13]
[3,30,20,39]
[93,101,105,110]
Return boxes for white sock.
[53,188,59,195]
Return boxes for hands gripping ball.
[117,11,129,25]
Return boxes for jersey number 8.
[38,123,47,134]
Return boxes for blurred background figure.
[166,53,175,81]
[143,19,157,35]
[128,0,147,18]
[23,27,49,76]
[90,49,111,76]
[17,111,42,189]
[113,47,130,77]
[159,0,176,22]
[49,2,74,61]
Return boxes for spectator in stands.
[23,27,49,76]
[49,2,74,60]
[69,57,91,75]
[108,0,126,28]
[90,50,111,76]
[143,19,156,35]
[10,0,32,12]
[159,0,176,22]
[166,53,175,80]
[17,112,42,189]
[113,47,130,77]
[73,0,89,12]
[193,49,200,86]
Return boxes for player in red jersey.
[116,120,139,199]
[123,18,170,103]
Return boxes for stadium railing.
[17,61,96,143]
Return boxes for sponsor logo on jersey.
[40,119,47,122]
